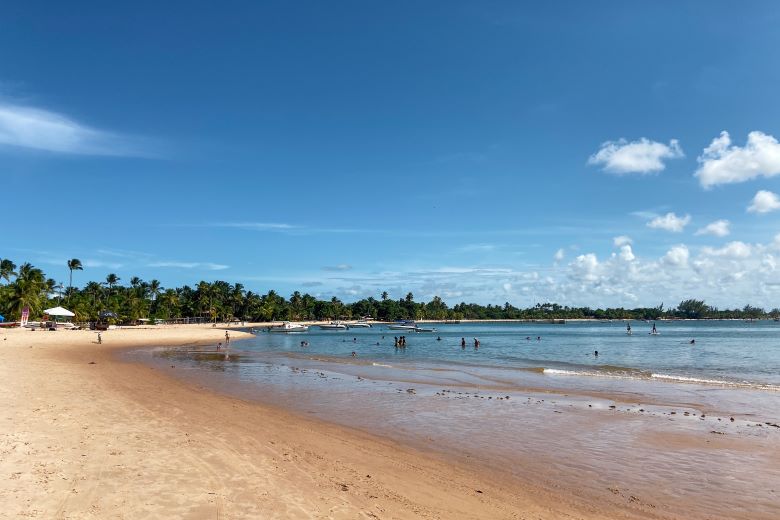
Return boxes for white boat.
[269,321,309,333]
[387,320,418,331]
[414,326,437,333]
[346,321,372,328]
[319,321,348,330]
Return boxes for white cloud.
[553,248,565,261]
[695,219,730,237]
[696,131,780,188]
[588,138,683,174]
[662,245,690,267]
[0,102,149,156]
[647,212,691,232]
[701,241,752,259]
[618,245,635,262]
[613,235,633,247]
[747,190,780,214]
[148,261,229,270]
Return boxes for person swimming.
[594,350,599,357]
[690,339,695,344]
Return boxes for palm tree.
[105,273,120,292]
[1,259,18,284]
[66,259,83,302]
[159,289,179,319]
[147,279,161,301]
[381,291,388,301]
[7,263,46,319]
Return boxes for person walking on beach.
[225,331,230,344]
[97,332,102,344]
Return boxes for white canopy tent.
[43,306,75,317]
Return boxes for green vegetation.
[0,258,777,323]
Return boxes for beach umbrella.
[43,306,75,317]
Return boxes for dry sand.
[0,325,673,519]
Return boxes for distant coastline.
[1,258,775,326]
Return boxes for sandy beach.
[0,325,678,520]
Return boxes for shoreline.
[0,325,657,519]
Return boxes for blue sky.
[3,1,780,308]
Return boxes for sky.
[3,1,780,309]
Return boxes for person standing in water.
[626,322,632,334]
[461,337,466,348]
[651,322,657,334]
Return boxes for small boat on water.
[414,326,437,333]
[269,321,309,333]
[387,320,436,332]
[319,321,348,330]
[346,321,372,328]
[387,320,418,331]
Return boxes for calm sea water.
[238,320,780,388]
[132,320,780,519]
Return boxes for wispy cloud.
[322,264,353,272]
[458,243,497,253]
[209,222,372,235]
[214,222,298,231]
[147,261,229,270]
[0,101,154,157]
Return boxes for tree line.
[0,259,777,323]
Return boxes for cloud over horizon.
[588,137,683,174]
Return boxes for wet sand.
[2,325,778,518]
[135,344,780,520]
[0,325,666,519]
